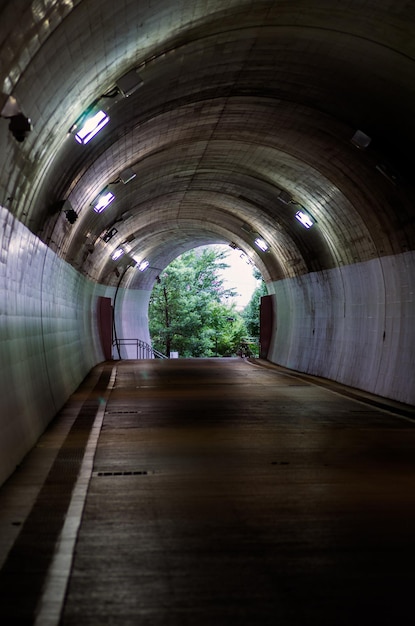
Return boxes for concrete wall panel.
[375,253,415,400]
[113,286,152,359]
[0,207,112,485]
[269,252,415,406]
[1,198,414,487]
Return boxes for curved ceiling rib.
[1,0,413,293]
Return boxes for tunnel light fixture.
[92,189,115,213]
[1,96,33,142]
[119,168,136,184]
[64,208,78,224]
[102,227,118,242]
[116,69,144,97]
[351,129,371,149]
[71,109,110,144]
[112,248,124,261]
[138,259,149,272]
[254,237,269,252]
[295,209,315,229]
[278,190,292,204]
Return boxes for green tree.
[149,247,248,357]
[208,300,247,357]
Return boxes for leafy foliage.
[149,247,249,357]
[242,275,268,339]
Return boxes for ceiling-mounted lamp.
[112,248,124,261]
[1,96,32,142]
[69,67,143,145]
[65,207,78,224]
[137,259,149,272]
[70,108,110,144]
[119,167,136,184]
[254,236,269,252]
[7,113,32,142]
[295,208,315,229]
[351,129,371,149]
[56,199,78,224]
[278,190,292,204]
[91,188,115,213]
[102,227,118,242]
[116,69,144,97]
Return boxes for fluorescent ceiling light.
[92,190,115,213]
[112,248,124,261]
[254,237,269,252]
[74,110,110,144]
[295,210,315,229]
[138,260,149,271]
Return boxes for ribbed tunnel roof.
[1,0,414,289]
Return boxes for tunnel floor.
[1,358,415,625]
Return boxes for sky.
[214,244,261,310]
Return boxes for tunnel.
[1,0,415,486]
[0,2,414,500]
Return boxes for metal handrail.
[112,338,168,360]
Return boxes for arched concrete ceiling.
[1,0,414,289]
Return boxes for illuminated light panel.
[295,210,315,229]
[92,191,115,213]
[138,260,149,271]
[112,248,124,261]
[74,110,110,144]
[254,237,269,252]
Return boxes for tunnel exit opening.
[144,245,265,359]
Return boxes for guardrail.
[112,338,168,360]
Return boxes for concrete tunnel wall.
[1,194,414,486]
[1,0,415,489]
[268,251,415,406]
[113,286,152,359]
[0,205,154,486]
[0,206,108,486]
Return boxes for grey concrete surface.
[2,0,415,491]
[0,357,413,624]
[3,358,413,625]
